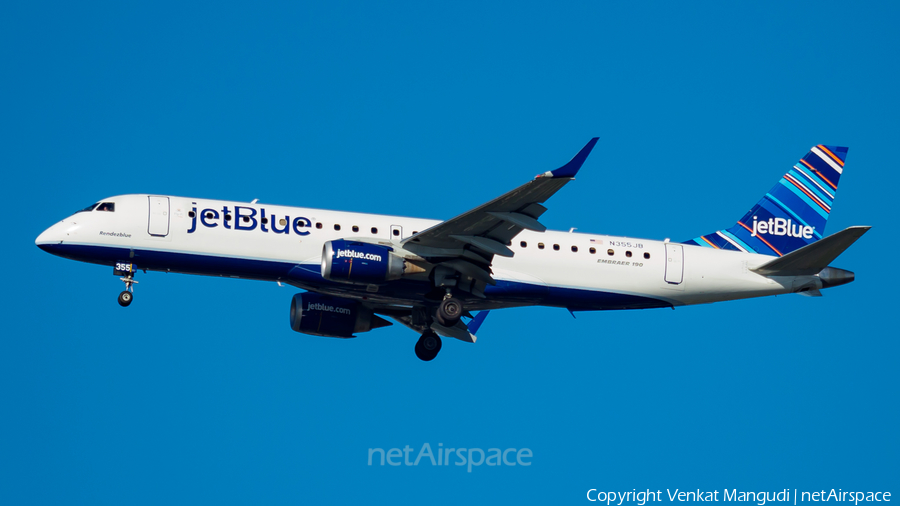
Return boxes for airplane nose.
[35,221,66,252]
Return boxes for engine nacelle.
[289,293,390,338]
[321,240,406,284]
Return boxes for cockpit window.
[77,203,99,213]
[95,202,115,212]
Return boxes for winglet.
[544,137,599,178]
[467,311,490,334]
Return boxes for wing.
[399,138,598,296]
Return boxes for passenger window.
[553,244,560,251]
[188,211,195,218]
[371,227,378,234]
[412,231,419,235]
[334,224,341,231]
[316,222,323,229]
[224,214,232,221]
[607,249,614,256]
[538,243,545,249]
[589,247,596,254]
[96,202,115,212]
[644,252,650,259]
[279,218,287,226]
[206,212,215,219]
[261,218,268,225]
[520,241,527,248]
[393,229,400,236]
[352,226,359,232]
[243,216,250,223]
[625,251,632,258]
[571,246,578,252]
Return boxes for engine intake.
[289,293,391,338]
[321,240,413,284]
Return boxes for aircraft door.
[148,196,170,236]
[664,243,683,284]
[390,225,402,240]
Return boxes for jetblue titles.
[187,205,311,236]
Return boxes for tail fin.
[684,145,848,256]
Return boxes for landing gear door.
[664,243,684,284]
[148,196,170,236]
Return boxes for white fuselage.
[36,194,812,311]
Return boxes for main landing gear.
[415,331,442,361]
[118,274,138,307]
[414,295,463,361]
[436,296,462,327]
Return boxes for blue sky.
[2,1,898,504]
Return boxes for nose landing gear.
[118,275,137,307]
[414,331,442,361]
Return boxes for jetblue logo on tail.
[751,216,814,239]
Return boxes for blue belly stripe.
[39,242,673,312]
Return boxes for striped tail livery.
[684,145,847,257]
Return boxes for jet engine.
[321,240,423,284]
[289,292,391,338]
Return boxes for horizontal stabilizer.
[752,226,870,276]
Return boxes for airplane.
[35,139,869,361]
